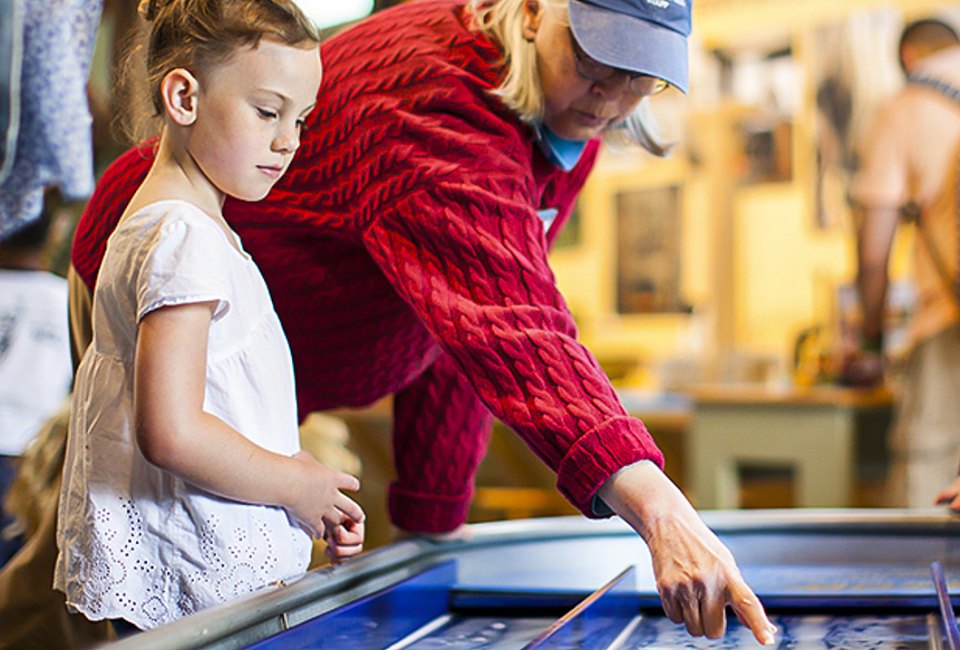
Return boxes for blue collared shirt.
[533,121,588,172]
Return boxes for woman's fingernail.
[761,624,778,645]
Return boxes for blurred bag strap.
[0,0,23,184]
[909,75,960,103]
[903,75,960,302]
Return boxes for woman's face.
[523,0,645,141]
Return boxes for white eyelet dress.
[54,200,312,629]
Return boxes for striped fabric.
[907,74,960,301]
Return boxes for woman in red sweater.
[54,0,778,645]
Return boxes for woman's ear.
[521,0,543,43]
[160,68,200,126]
[899,42,922,75]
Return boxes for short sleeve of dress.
[135,215,233,323]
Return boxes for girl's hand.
[324,519,365,563]
[287,450,364,540]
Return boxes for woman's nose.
[591,74,630,100]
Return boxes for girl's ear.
[160,68,200,126]
[521,0,543,43]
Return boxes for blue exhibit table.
[108,509,960,648]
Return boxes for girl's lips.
[258,165,283,179]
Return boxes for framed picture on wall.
[615,185,690,314]
[736,115,793,184]
[711,42,798,186]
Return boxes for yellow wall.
[733,185,850,352]
[550,0,944,388]
[696,0,956,48]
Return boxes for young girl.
[54,0,364,631]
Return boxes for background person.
[0,0,102,237]
[846,18,960,508]
[0,206,72,568]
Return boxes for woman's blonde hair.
[117,0,322,144]
[467,0,672,156]
[469,0,553,124]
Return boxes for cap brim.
[568,0,689,93]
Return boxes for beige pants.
[0,492,111,649]
[885,324,960,507]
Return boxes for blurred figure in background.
[0,204,72,567]
[847,18,960,508]
[0,0,102,237]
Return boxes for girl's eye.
[256,108,278,120]
[296,118,308,132]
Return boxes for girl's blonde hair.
[118,0,322,144]
[467,0,673,156]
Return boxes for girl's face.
[524,2,647,141]
[186,39,322,203]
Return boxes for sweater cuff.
[557,416,664,519]
[388,483,474,534]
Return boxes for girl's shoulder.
[114,199,237,251]
[111,199,249,268]
[116,199,214,235]
[105,200,228,267]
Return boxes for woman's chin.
[544,117,603,142]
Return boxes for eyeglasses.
[568,30,669,97]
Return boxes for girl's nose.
[273,130,300,154]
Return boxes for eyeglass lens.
[569,30,668,96]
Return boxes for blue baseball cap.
[568,0,692,93]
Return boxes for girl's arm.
[134,301,364,539]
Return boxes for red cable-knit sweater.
[72,0,664,533]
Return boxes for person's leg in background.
[886,324,960,507]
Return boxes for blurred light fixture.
[294,0,375,30]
